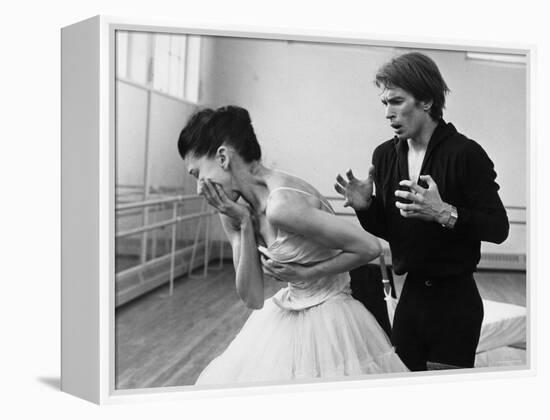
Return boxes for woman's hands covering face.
[199,179,250,227]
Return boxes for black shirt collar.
[393,119,456,181]
[394,118,455,156]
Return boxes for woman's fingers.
[261,261,283,279]
[203,180,225,208]
[203,181,223,213]
[262,265,275,276]
[210,181,226,203]
[200,180,217,205]
[264,259,283,270]
[261,257,286,273]
[260,255,272,266]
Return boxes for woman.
[178,105,408,385]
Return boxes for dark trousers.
[391,272,484,371]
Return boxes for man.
[335,52,509,371]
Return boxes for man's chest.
[407,148,426,182]
[377,149,463,205]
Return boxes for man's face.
[379,85,431,141]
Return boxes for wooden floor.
[115,264,527,390]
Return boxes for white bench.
[475,299,526,367]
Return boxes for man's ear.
[421,99,434,113]
[216,146,230,170]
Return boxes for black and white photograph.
[113,29,528,390]
[6,0,550,417]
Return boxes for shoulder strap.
[268,187,334,214]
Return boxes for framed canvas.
[61,15,533,404]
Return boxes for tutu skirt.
[196,291,409,385]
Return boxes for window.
[116,30,201,103]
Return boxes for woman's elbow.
[239,289,264,310]
[245,298,264,310]
[359,239,382,263]
[371,241,383,260]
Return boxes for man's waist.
[390,242,480,277]
[405,271,474,282]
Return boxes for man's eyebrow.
[382,94,402,102]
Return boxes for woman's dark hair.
[177,105,262,163]
[375,52,450,120]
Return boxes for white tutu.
[196,187,409,386]
[196,290,408,385]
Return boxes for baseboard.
[377,248,525,271]
[478,252,526,271]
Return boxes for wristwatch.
[442,205,458,229]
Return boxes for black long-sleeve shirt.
[356,119,509,277]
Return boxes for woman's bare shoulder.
[266,171,329,222]
[268,170,323,199]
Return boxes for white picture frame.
[61,15,534,404]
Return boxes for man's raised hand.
[394,175,448,223]
[334,167,374,211]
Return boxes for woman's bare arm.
[203,181,264,309]
[265,190,382,279]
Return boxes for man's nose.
[385,105,394,120]
[196,181,203,195]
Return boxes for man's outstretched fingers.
[399,179,425,194]
[334,183,346,196]
[336,173,348,187]
[419,174,436,187]
[395,190,418,202]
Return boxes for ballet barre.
[115,193,225,306]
